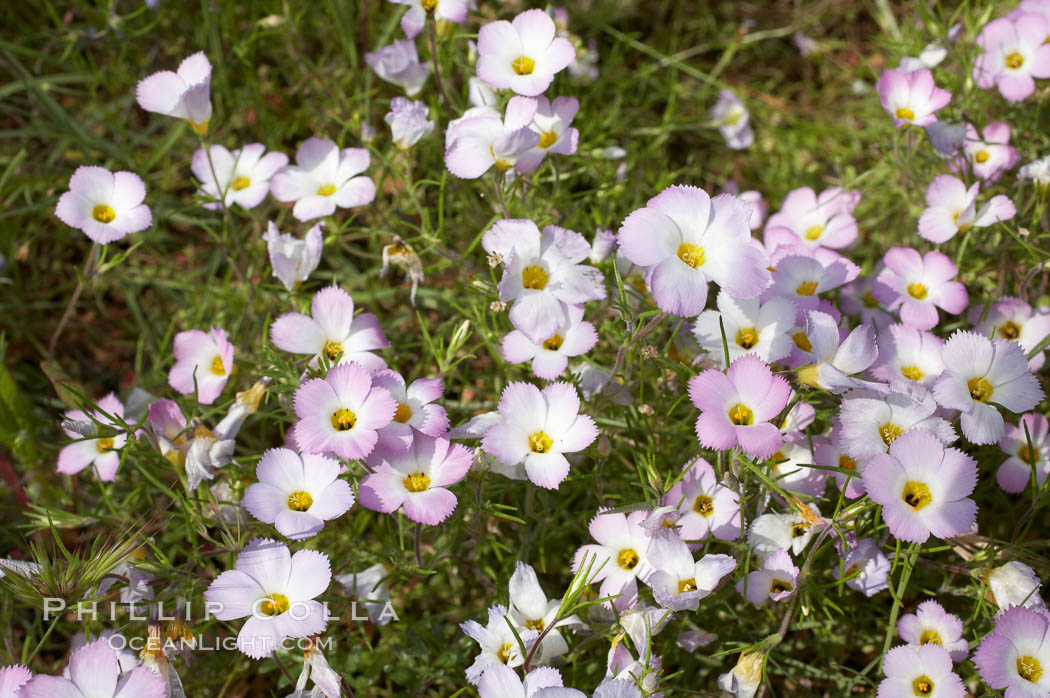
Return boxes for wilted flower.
[385,97,435,150]
[834,537,890,597]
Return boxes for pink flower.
[390,0,467,39]
[515,96,580,173]
[617,185,770,317]
[898,600,969,662]
[997,413,1050,493]
[736,548,798,605]
[692,291,797,368]
[571,509,653,611]
[20,640,164,698]
[862,429,977,543]
[370,370,449,453]
[834,537,890,597]
[359,435,471,525]
[384,97,434,150]
[481,382,597,489]
[958,122,1020,182]
[263,221,324,292]
[204,538,330,659]
[974,14,1050,103]
[445,99,541,178]
[270,138,375,221]
[688,355,790,459]
[837,380,955,461]
[763,253,857,320]
[764,186,860,251]
[974,606,1050,697]
[476,665,565,698]
[870,324,945,385]
[876,68,951,127]
[662,458,741,542]
[168,327,235,405]
[365,40,431,95]
[0,665,31,698]
[711,90,753,149]
[57,393,127,481]
[918,174,1015,243]
[270,286,389,371]
[933,331,1045,445]
[793,310,879,393]
[55,166,151,244]
[243,448,355,540]
[292,363,397,460]
[501,303,597,380]
[814,430,867,499]
[878,644,964,698]
[645,531,736,611]
[873,247,969,331]
[135,51,212,135]
[969,296,1050,371]
[476,10,575,97]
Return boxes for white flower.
[270,138,376,222]
[136,51,212,134]
[987,561,1048,612]
[384,97,435,150]
[335,563,395,625]
[461,605,538,685]
[365,40,431,96]
[264,221,324,291]
[693,291,796,368]
[506,562,582,664]
[191,144,288,210]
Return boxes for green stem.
[880,545,918,666]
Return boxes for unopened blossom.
[898,42,948,72]
[55,166,152,244]
[168,327,234,405]
[794,310,879,393]
[461,605,539,684]
[764,254,857,318]
[58,393,127,481]
[446,100,543,178]
[693,291,796,367]
[918,174,1015,244]
[482,219,606,341]
[271,138,375,221]
[876,68,950,127]
[365,39,431,95]
[863,429,977,543]
[764,186,860,251]
[476,9,574,96]
[998,413,1050,493]
[572,510,653,611]
[20,640,164,698]
[878,644,964,698]
[898,600,969,662]
[385,97,434,150]
[589,228,617,263]
[974,13,1050,103]
[335,563,394,625]
[0,666,30,697]
[617,185,771,317]
[958,122,1020,182]
[506,562,581,664]
[662,457,740,542]
[359,436,470,525]
[718,648,767,698]
[870,324,945,386]
[135,51,212,134]
[263,221,324,291]
[933,331,1044,445]
[292,363,397,460]
[191,143,288,211]
[736,548,798,605]
[502,303,598,380]
[204,538,330,659]
[873,247,968,331]
[288,638,342,698]
[975,605,1050,697]
[646,531,735,611]
[837,380,955,461]
[515,96,580,173]
[243,448,354,540]
[689,355,790,459]
[477,664,565,698]
[370,370,448,453]
[390,0,467,39]
[482,382,597,489]
[834,537,890,597]
[710,90,753,149]
[970,296,1050,371]
[986,561,1047,612]
[270,286,389,371]
[925,121,968,157]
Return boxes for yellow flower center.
[617,548,639,570]
[92,204,116,224]
[543,334,564,351]
[999,321,1021,340]
[512,55,536,75]
[1006,52,1026,70]
[403,472,430,493]
[770,578,794,595]
[96,437,115,453]
[1020,444,1039,465]
[862,291,879,309]
[420,0,438,12]
[528,431,553,454]
[912,676,934,696]
[879,423,902,446]
[190,118,210,136]
[538,131,558,149]
[919,629,942,646]
[804,225,824,241]
[792,521,811,538]
[287,491,313,511]
[902,481,932,510]
[728,403,754,426]
[792,331,812,352]
[497,643,513,664]
[694,495,714,517]
[322,340,343,361]
[210,355,226,376]
[259,593,290,616]
[231,176,251,191]
[316,184,337,196]
[1018,655,1043,683]
[968,376,994,402]
[975,150,990,164]
[489,145,513,171]
[331,408,357,431]
[736,327,759,349]
[907,282,928,300]
[796,280,818,296]
[678,578,697,593]
[521,265,549,290]
[394,403,413,423]
[676,242,706,269]
[524,617,545,631]
[839,455,856,470]
[901,365,924,381]
[895,107,915,121]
